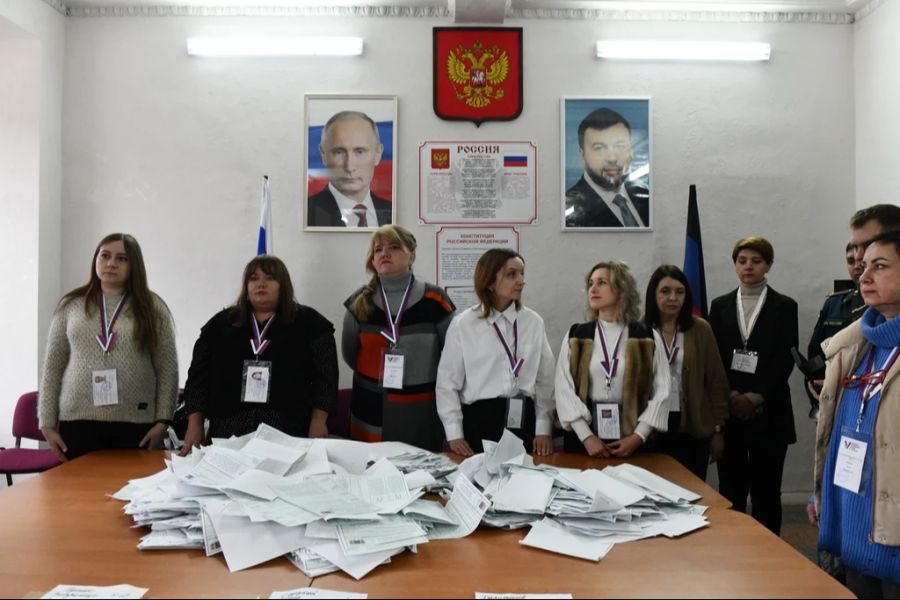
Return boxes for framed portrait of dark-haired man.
[561,97,652,232]
[303,94,398,232]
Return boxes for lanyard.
[657,327,680,365]
[96,291,127,354]
[379,276,414,345]
[736,286,768,348]
[842,346,900,432]
[493,318,524,377]
[597,320,625,388]
[250,315,275,358]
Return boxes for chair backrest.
[12,391,44,442]
[327,388,352,439]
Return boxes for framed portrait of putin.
[303,94,398,231]
[560,97,652,231]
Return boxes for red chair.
[0,392,62,486]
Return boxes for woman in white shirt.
[555,261,670,457]
[436,249,555,456]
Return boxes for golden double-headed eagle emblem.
[446,40,509,109]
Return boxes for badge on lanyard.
[597,321,624,397]
[243,316,275,403]
[732,288,767,374]
[595,403,621,440]
[242,360,272,404]
[92,368,119,407]
[381,350,406,389]
[379,278,413,389]
[506,396,525,429]
[834,435,868,494]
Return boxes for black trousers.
[58,420,152,460]
[717,419,788,535]
[844,566,900,600]
[642,412,711,481]
[462,397,535,453]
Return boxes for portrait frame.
[560,97,652,232]
[303,94,398,232]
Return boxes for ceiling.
[56,0,877,14]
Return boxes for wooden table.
[0,450,851,598]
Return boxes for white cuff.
[572,419,594,442]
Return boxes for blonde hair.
[584,260,641,323]
[350,225,417,320]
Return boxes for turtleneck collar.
[739,278,767,296]
[861,306,900,348]
[380,271,413,292]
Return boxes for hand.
[179,421,206,457]
[608,433,643,458]
[730,394,757,421]
[709,431,725,463]
[806,379,823,401]
[449,438,474,456]
[532,435,553,457]
[139,422,168,450]
[583,435,610,458]
[307,409,329,438]
[807,500,818,526]
[41,427,68,462]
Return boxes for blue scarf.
[859,306,900,349]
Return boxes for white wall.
[59,14,855,493]
[854,0,900,206]
[0,0,64,454]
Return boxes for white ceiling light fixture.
[186,37,364,57]
[596,40,771,62]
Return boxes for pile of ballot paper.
[113,425,708,578]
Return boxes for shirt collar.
[487,303,519,325]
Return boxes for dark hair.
[849,204,900,231]
[350,225,417,320]
[845,241,854,253]
[58,233,166,354]
[577,107,632,150]
[230,255,297,326]
[320,110,380,145]
[732,236,774,264]
[865,229,900,257]
[584,260,641,323]
[642,265,696,332]
[474,248,524,318]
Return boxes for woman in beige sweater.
[38,233,178,461]
[642,265,729,481]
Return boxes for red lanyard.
[597,321,624,386]
[656,327,680,365]
[842,346,900,431]
[250,315,275,358]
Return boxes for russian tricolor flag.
[504,155,528,168]
[257,176,272,255]
[683,185,707,319]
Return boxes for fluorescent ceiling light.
[186,37,363,57]
[596,40,771,61]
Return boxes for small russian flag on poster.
[503,155,527,167]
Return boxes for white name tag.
[507,397,524,429]
[834,435,868,494]
[731,349,759,374]
[382,353,405,389]
[91,368,119,406]
[242,362,271,404]
[595,403,621,440]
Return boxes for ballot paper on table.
[337,514,428,556]
[274,473,410,518]
[519,517,614,561]
[181,446,263,488]
[285,546,341,577]
[604,463,702,503]
[41,584,148,599]
[427,474,491,540]
[253,422,314,451]
[270,587,368,599]
[484,429,528,475]
[206,505,313,572]
[311,540,402,580]
[241,438,308,476]
[315,438,369,475]
[137,527,204,550]
[564,469,644,510]
[490,470,555,514]
[402,499,458,526]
